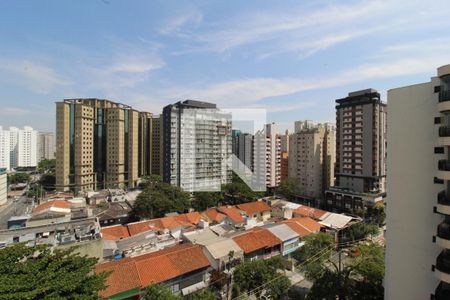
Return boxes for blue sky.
[1,0,450,133]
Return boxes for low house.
[201,209,227,224]
[232,228,281,261]
[96,202,132,227]
[293,205,329,221]
[266,224,300,256]
[202,238,244,272]
[27,200,73,227]
[95,244,211,299]
[101,224,131,241]
[282,217,324,237]
[237,201,272,222]
[217,206,245,227]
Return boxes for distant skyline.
[1,0,450,133]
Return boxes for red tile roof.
[32,200,71,213]
[95,244,210,297]
[101,225,130,241]
[127,212,203,236]
[237,201,271,216]
[218,206,244,224]
[282,217,323,237]
[293,206,327,220]
[202,209,226,223]
[232,228,281,254]
[95,258,140,298]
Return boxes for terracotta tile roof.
[95,258,140,298]
[282,217,323,237]
[237,201,271,216]
[218,206,244,224]
[293,206,327,220]
[126,212,203,236]
[95,244,210,297]
[232,228,281,254]
[101,225,130,241]
[202,209,226,223]
[32,200,71,213]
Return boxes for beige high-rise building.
[56,98,154,192]
[38,132,55,161]
[288,122,335,201]
[253,123,281,189]
[151,116,163,176]
[384,64,450,299]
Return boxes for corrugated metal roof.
[319,213,353,229]
[205,238,243,259]
[266,224,298,242]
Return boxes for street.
[0,194,30,229]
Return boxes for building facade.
[0,126,38,170]
[0,168,6,206]
[38,132,55,161]
[325,89,387,211]
[55,99,152,192]
[384,64,450,299]
[288,122,335,199]
[162,100,232,192]
[253,123,281,189]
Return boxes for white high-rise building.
[253,123,281,188]
[38,132,55,161]
[0,127,10,170]
[162,100,232,192]
[0,126,38,170]
[385,64,450,299]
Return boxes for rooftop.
[237,201,271,216]
[218,206,244,224]
[232,228,281,254]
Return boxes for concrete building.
[325,89,387,211]
[288,122,335,199]
[151,115,163,175]
[0,126,38,169]
[238,132,253,170]
[162,100,232,192]
[38,132,55,161]
[254,123,281,189]
[137,112,163,177]
[56,99,153,192]
[0,168,6,206]
[385,65,450,299]
[0,127,10,170]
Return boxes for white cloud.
[0,59,70,93]
[159,10,203,36]
[0,107,31,116]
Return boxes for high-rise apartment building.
[232,129,241,158]
[0,126,38,170]
[325,89,386,211]
[162,100,232,192]
[55,99,156,192]
[38,132,55,161]
[0,127,10,170]
[385,64,450,299]
[288,121,335,200]
[0,168,6,206]
[253,123,281,189]
[238,133,253,170]
[150,116,163,176]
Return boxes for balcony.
[438,127,450,146]
[438,160,450,180]
[434,282,450,300]
[437,191,450,215]
[437,222,450,248]
[438,90,450,111]
[435,251,450,283]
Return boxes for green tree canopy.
[8,173,31,185]
[347,222,379,242]
[275,178,304,199]
[0,243,108,300]
[133,181,191,219]
[38,159,56,174]
[192,192,224,211]
[143,285,216,300]
[40,173,56,191]
[232,256,289,300]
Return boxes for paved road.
[0,194,30,229]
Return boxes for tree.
[184,288,217,300]
[275,178,303,199]
[232,257,290,299]
[139,174,162,189]
[8,173,31,185]
[38,159,56,174]
[347,222,379,242]
[133,181,191,219]
[0,243,109,300]
[293,232,334,263]
[142,284,180,300]
[192,192,224,211]
[40,173,56,191]
[307,243,384,300]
